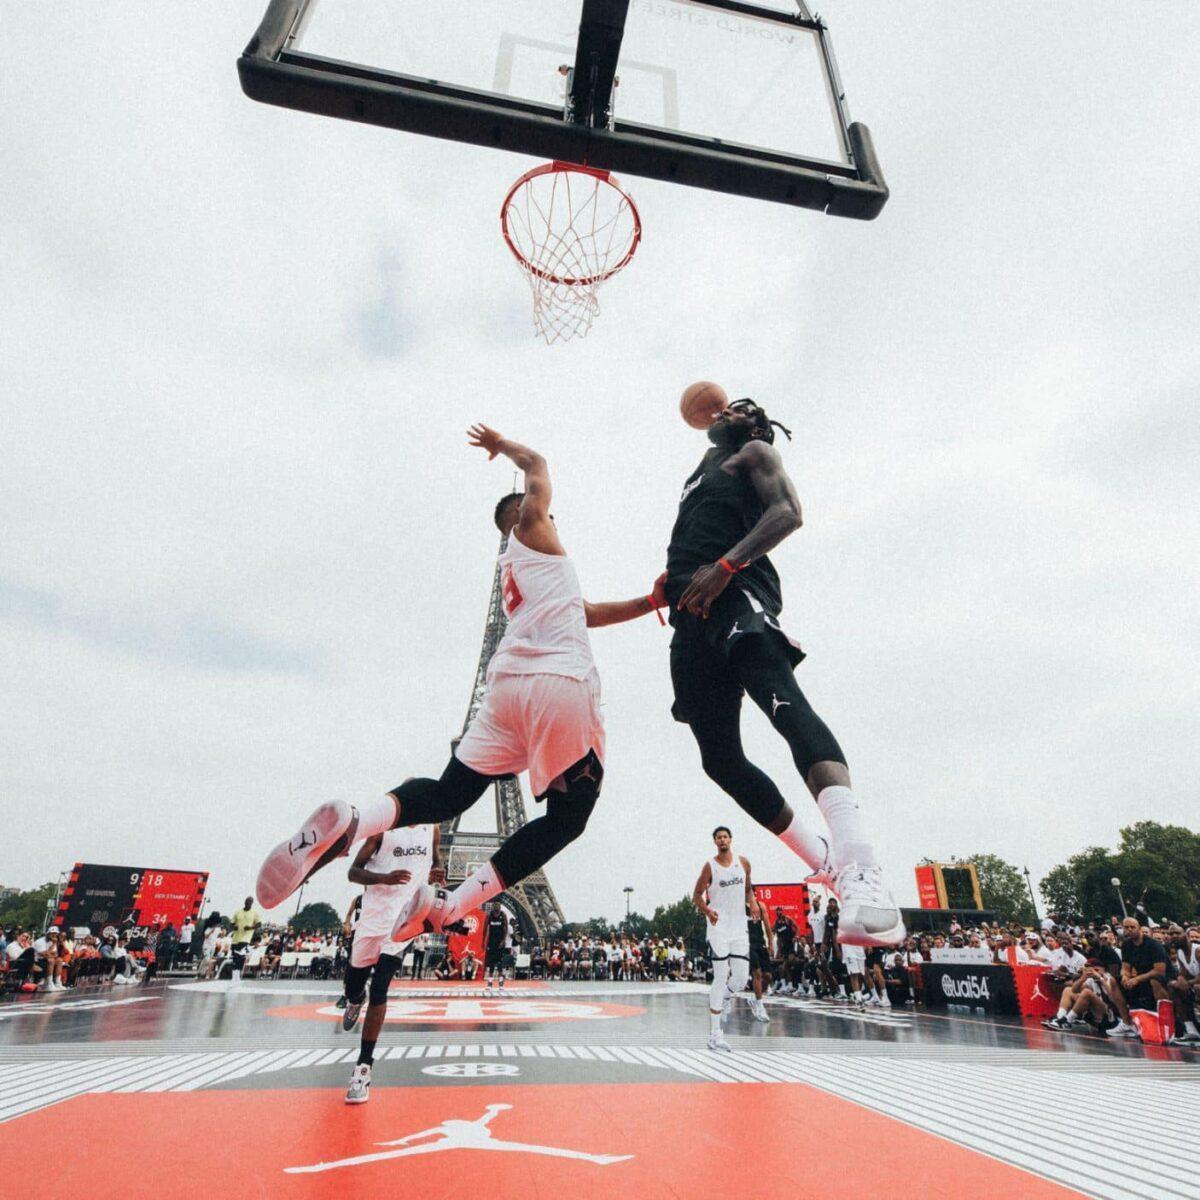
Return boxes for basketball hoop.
[501,161,641,345]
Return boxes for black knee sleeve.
[732,638,847,776]
[492,751,600,887]
[390,757,491,826]
[368,954,401,1006]
[343,962,372,1004]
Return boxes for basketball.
[679,381,729,430]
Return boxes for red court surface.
[267,997,646,1023]
[2,1082,1084,1200]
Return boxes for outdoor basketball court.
[1,979,1194,1200]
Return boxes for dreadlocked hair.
[729,398,793,445]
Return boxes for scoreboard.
[54,863,209,934]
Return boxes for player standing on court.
[341,822,440,1105]
[483,899,510,992]
[693,826,756,1053]
[255,425,664,941]
[664,395,903,948]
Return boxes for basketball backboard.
[239,0,888,218]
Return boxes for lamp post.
[1022,866,1039,921]
[292,880,308,925]
[1111,877,1127,919]
[623,886,634,929]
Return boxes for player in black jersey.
[663,397,903,948]
[483,900,510,992]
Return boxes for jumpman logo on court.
[284,1104,633,1174]
[771,693,791,717]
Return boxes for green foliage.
[960,854,1036,924]
[1039,822,1200,923]
[649,895,706,944]
[0,882,57,932]
[623,911,651,938]
[291,901,341,934]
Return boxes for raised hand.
[467,423,504,460]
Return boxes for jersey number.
[501,565,524,614]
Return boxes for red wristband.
[645,595,666,625]
[718,557,747,575]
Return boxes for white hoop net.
[501,162,641,345]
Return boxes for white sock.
[816,785,876,869]
[775,809,831,873]
[1185,1021,1199,1036]
[357,793,401,839]
[1056,1005,1069,1019]
[1065,1012,1078,1024]
[441,863,504,924]
[710,1011,722,1035]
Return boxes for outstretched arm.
[468,423,563,555]
[584,572,667,627]
[692,862,718,924]
[678,440,802,617]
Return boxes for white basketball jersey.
[487,529,595,681]
[706,856,748,938]
[357,825,435,936]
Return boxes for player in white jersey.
[693,826,756,1052]
[341,822,440,1105]
[254,424,665,942]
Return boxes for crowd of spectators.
[756,901,1200,1048]
[1,924,150,993]
[6,897,1197,1052]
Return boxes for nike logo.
[727,622,743,639]
[771,693,791,716]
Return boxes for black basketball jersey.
[665,449,783,615]
[486,912,507,948]
[748,915,767,950]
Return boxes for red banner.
[915,865,940,910]
[1011,961,1060,1019]
[447,907,486,979]
[752,882,810,939]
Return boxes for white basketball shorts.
[455,668,605,797]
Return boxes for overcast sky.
[3,3,1198,928]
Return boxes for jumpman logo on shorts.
[571,760,599,784]
[727,622,743,640]
[771,693,791,718]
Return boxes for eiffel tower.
[440,535,566,942]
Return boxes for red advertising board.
[915,865,940,910]
[446,907,487,977]
[752,882,810,938]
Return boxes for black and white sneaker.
[1042,1016,1068,1030]
[335,994,348,1010]
[342,997,364,1032]
[345,1063,370,1104]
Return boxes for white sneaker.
[256,801,360,909]
[1105,1021,1139,1039]
[835,863,906,947]
[749,998,770,1023]
[345,1063,371,1105]
[707,1032,732,1053]
[391,884,444,943]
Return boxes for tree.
[1039,823,1200,925]
[291,901,341,933]
[623,911,651,939]
[649,895,705,944]
[960,854,1036,924]
[0,882,57,932]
